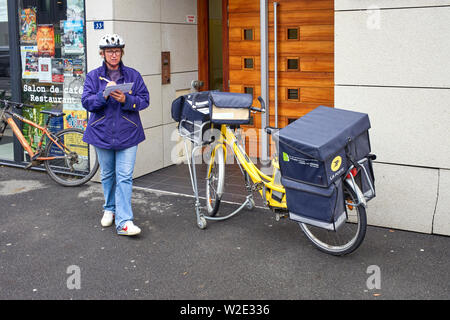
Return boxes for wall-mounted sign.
[94,21,104,30]
[186,15,196,24]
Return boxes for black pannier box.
[278,106,371,187]
[282,177,347,231]
[171,91,211,133]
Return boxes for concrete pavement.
[0,165,449,300]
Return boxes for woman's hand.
[110,90,126,104]
[103,81,117,99]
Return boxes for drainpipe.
[274,2,278,128]
[260,0,269,161]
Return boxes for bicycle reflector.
[346,167,358,179]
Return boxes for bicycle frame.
[215,124,287,210]
[2,108,67,161]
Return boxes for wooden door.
[227,0,334,156]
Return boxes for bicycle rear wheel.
[299,181,367,256]
[44,128,99,187]
[205,144,225,216]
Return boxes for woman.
[81,34,149,236]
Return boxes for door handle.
[191,80,204,91]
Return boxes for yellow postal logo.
[331,156,342,172]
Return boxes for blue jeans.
[95,146,138,231]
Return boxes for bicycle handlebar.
[0,99,34,109]
[250,96,266,113]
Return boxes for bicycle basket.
[209,91,252,125]
[171,91,210,124]
[172,91,212,144]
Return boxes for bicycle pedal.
[24,160,42,170]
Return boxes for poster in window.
[19,7,37,44]
[62,20,84,55]
[63,58,74,75]
[52,59,65,83]
[72,58,84,76]
[21,46,39,79]
[61,111,89,157]
[38,57,52,83]
[64,110,87,131]
[37,25,56,57]
[67,0,85,21]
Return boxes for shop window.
[287,88,300,101]
[243,57,254,70]
[0,0,13,161]
[17,0,87,158]
[243,28,254,41]
[287,28,299,40]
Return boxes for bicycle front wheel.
[299,182,367,256]
[205,144,225,216]
[44,128,99,187]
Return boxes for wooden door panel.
[229,0,334,13]
[273,56,334,72]
[227,0,334,156]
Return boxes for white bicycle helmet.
[99,34,125,49]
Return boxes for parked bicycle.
[172,91,376,256]
[0,99,98,186]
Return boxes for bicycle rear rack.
[344,157,376,208]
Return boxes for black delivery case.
[278,106,371,187]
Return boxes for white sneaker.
[101,210,115,227]
[117,221,141,236]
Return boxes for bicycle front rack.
[178,122,253,229]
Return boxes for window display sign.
[18,0,87,156]
[62,19,84,55]
[19,7,37,44]
[21,45,39,79]
[36,24,55,57]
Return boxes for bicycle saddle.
[40,110,66,117]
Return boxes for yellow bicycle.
[176,92,375,256]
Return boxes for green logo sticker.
[283,152,289,162]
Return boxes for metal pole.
[260,0,270,161]
[274,2,278,128]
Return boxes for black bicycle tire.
[44,128,99,187]
[205,146,225,217]
[299,183,367,256]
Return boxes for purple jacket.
[81,62,149,150]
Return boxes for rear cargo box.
[278,106,371,187]
[282,177,347,231]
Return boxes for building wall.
[85,0,198,177]
[82,0,450,236]
[335,0,450,235]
